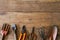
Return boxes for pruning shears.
[18,25,27,40]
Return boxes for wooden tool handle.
[2,35,5,40]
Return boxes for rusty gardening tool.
[38,27,46,40]
[11,24,17,40]
[18,25,27,40]
[29,27,37,40]
[1,23,10,40]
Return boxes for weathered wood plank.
[0,12,59,27]
[0,0,60,12]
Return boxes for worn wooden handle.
[2,35,5,40]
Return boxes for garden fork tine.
[2,24,6,30]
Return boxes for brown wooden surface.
[0,0,60,12]
[0,12,60,40]
[0,0,60,40]
[0,12,60,27]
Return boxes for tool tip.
[11,24,17,30]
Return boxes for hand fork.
[1,23,10,40]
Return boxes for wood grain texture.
[0,0,60,40]
[0,0,60,12]
[0,12,60,40]
[0,12,60,27]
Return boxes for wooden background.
[0,12,60,40]
[0,0,60,12]
[0,12,60,27]
[0,0,60,40]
